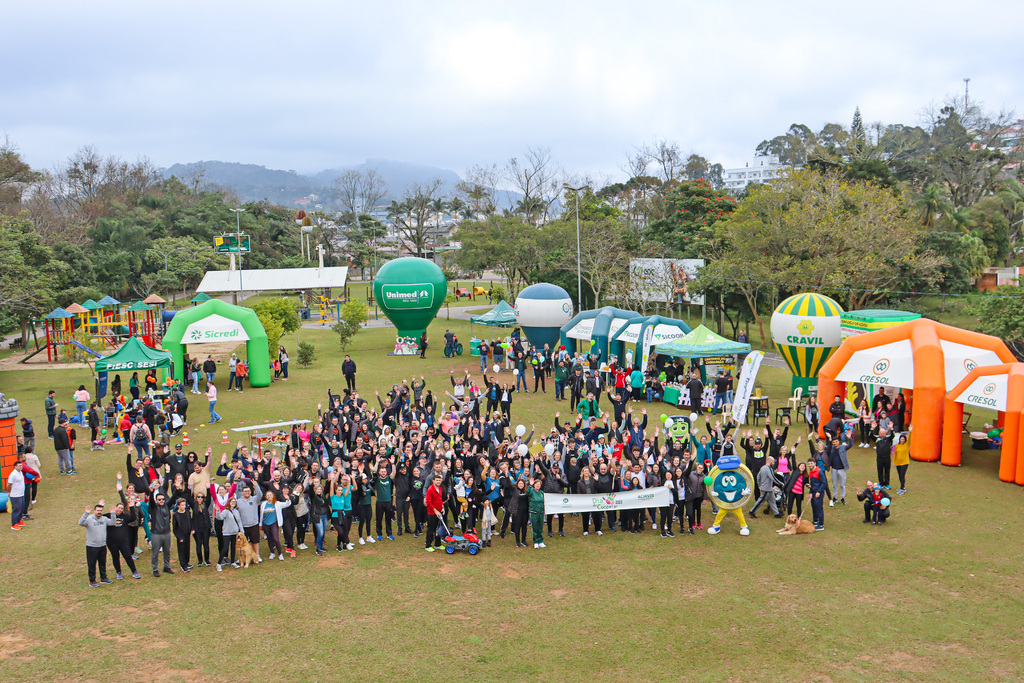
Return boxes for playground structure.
[31,297,160,363]
[817,318,1015,465]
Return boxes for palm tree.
[997,179,1024,264]
[914,183,950,229]
[942,205,976,233]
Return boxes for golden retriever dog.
[236,532,259,567]
[776,514,816,535]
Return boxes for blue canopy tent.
[612,314,693,369]
[559,306,640,364]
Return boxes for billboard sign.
[214,234,251,253]
[629,258,705,305]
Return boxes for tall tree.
[506,147,559,226]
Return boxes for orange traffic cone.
[222,430,229,444]
[182,432,189,446]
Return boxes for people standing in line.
[342,354,357,392]
[279,346,290,379]
[206,381,222,423]
[44,390,58,438]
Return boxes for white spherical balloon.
[517,444,529,456]
[689,412,698,422]
[664,418,674,430]
[493,364,500,373]
[513,368,519,376]
[544,443,555,456]
[516,424,526,437]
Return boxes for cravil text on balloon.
[786,335,825,345]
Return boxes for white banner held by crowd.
[731,350,765,425]
[544,486,673,515]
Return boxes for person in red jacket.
[424,474,445,552]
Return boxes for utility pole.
[564,184,588,312]
[964,77,970,111]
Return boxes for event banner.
[731,350,765,425]
[544,486,673,515]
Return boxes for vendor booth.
[163,300,271,388]
[941,363,1024,485]
[612,315,692,369]
[94,337,173,400]
[817,319,1015,463]
[559,306,640,364]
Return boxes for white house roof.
[197,267,348,293]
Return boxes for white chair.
[787,387,803,413]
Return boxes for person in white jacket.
[259,492,292,561]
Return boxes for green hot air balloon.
[373,257,446,353]
[770,293,844,392]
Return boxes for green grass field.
[1,314,1023,682]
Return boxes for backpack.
[133,425,149,444]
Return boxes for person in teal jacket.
[527,479,546,548]
[629,368,645,401]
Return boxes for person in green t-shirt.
[373,467,394,540]
[527,479,546,548]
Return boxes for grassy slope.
[1,314,1023,681]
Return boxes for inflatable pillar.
[0,392,20,482]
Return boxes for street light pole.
[564,185,588,311]
[229,208,244,305]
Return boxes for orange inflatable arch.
[817,319,1015,463]
[942,363,1024,485]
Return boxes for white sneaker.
[583,531,589,536]
[597,530,603,536]
[829,499,835,507]
[269,553,275,559]
[278,555,284,561]
[367,536,376,544]
[216,564,222,572]
[358,538,365,545]
[539,542,547,548]
[298,543,308,550]
[257,556,262,563]
[739,526,750,536]
[534,543,539,548]
[347,543,355,550]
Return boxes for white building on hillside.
[722,155,790,191]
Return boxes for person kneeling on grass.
[857,481,891,525]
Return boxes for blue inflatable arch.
[558,306,641,364]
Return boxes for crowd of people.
[41,331,913,587]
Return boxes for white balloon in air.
[544,443,555,456]
[493,364,500,373]
[516,424,526,437]
[664,418,674,430]
[513,368,519,376]
[689,412,698,422]
[517,444,528,456]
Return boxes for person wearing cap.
[228,353,238,390]
[740,431,768,498]
[79,499,121,586]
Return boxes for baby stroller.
[771,467,788,511]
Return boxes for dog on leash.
[776,514,816,535]
[236,533,259,567]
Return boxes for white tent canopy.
[197,267,349,294]
[950,374,1009,412]
[565,316,632,341]
[615,321,689,345]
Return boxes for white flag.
[732,351,765,425]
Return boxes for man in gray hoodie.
[235,481,263,561]
[79,500,120,587]
[748,457,781,519]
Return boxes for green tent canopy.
[653,324,751,359]
[94,337,172,373]
[191,292,212,304]
[126,301,154,312]
[470,300,516,326]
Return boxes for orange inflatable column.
[940,398,964,467]
[1003,410,1021,484]
[909,325,944,463]
[816,377,844,439]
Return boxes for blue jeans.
[480,354,488,372]
[281,362,288,379]
[76,401,87,426]
[191,374,200,392]
[726,390,734,404]
[134,441,150,459]
[209,401,221,422]
[206,372,215,384]
[646,387,662,403]
[516,372,528,392]
[714,393,726,412]
[555,380,565,400]
[314,514,328,551]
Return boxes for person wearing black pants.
[410,467,425,535]
[172,498,193,571]
[106,501,139,579]
[188,492,211,566]
[394,465,412,535]
[875,427,894,489]
[332,512,352,550]
[512,480,530,547]
[577,469,602,535]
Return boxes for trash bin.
[469,338,480,356]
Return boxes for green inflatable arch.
[163,300,271,388]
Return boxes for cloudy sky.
[4,1,1023,183]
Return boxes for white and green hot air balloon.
[770,293,844,392]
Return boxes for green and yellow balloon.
[770,293,844,392]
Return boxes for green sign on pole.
[214,234,251,253]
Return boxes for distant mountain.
[161,159,463,209]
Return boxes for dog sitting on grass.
[776,514,815,535]
[236,533,259,567]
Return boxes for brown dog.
[236,532,259,567]
[776,514,815,535]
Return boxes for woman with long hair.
[259,492,291,561]
[894,433,910,495]
[785,461,808,516]
[511,478,530,548]
[216,497,243,569]
[858,399,872,448]
[329,473,353,552]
